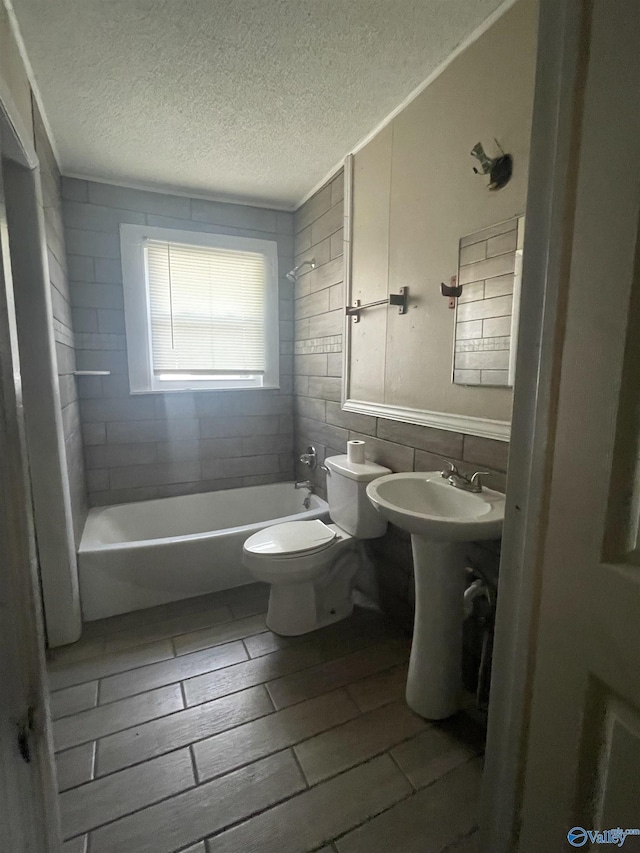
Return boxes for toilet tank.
[325,455,391,538]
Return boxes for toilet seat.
[243,521,352,584]
[244,519,337,558]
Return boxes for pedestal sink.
[366,471,505,719]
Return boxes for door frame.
[0,81,62,852]
[481,1,590,849]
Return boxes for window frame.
[120,223,280,394]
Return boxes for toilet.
[242,455,391,636]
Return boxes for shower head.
[286,258,316,282]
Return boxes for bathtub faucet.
[295,480,313,510]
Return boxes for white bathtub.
[78,483,329,620]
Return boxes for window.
[120,224,279,393]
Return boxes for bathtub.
[78,483,329,621]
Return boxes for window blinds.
[145,239,267,375]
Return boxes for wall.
[348,0,538,423]
[61,178,295,506]
[0,4,32,144]
[1,9,86,644]
[292,0,537,629]
[33,105,87,547]
[293,175,508,628]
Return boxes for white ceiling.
[12,0,504,208]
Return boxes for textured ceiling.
[11,0,504,207]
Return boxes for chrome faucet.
[440,461,488,494]
[295,479,313,510]
[299,446,318,470]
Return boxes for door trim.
[480,1,590,849]
[0,77,62,853]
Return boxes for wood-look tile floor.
[48,583,483,853]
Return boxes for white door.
[0,143,61,849]
[517,1,640,849]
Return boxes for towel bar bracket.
[346,287,408,323]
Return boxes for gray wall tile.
[292,175,506,634]
[34,108,88,548]
[62,182,296,505]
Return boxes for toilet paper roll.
[347,440,366,464]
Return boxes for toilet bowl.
[242,455,391,636]
[243,520,356,635]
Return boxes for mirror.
[452,215,524,387]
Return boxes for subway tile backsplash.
[62,178,295,507]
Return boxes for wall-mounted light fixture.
[470,140,513,190]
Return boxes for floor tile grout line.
[67,750,308,848]
[63,702,280,778]
[52,631,408,714]
[290,743,310,790]
[297,751,483,850]
[53,659,410,762]
[188,742,200,786]
[50,623,269,689]
[59,700,276,766]
[50,599,268,663]
[292,721,431,790]
[59,708,429,809]
[49,608,402,693]
[100,606,239,650]
[179,679,188,710]
[89,740,97,786]
[201,641,407,706]
[51,609,339,690]
[75,585,268,641]
[63,774,203,842]
[49,635,255,695]
[60,704,481,840]
[203,750,420,849]
[439,825,480,853]
[53,597,482,853]
[91,728,476,805]
[104,617,241,661]
[322,778,421,847]
[387,746,418,792]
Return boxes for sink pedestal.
[406,536,467,719]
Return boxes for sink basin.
[366,471,505,540]
[366,470,505,720]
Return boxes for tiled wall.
[61,178,295,506]
[293,174,508,628]
[33,103,88,547]
[454,217,520,387]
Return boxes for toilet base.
[265,552,358,636]
[266,585,353,636]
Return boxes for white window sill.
[129,384,282,395]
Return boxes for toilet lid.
[244,520,337,557]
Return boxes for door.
[0,140,61,848]
[517,1,640,849]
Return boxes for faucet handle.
[299,446,318,470]
[470,471,489,489]
[441,460,459,478]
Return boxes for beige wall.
[293,174,508,629]
[349,0,538,422]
